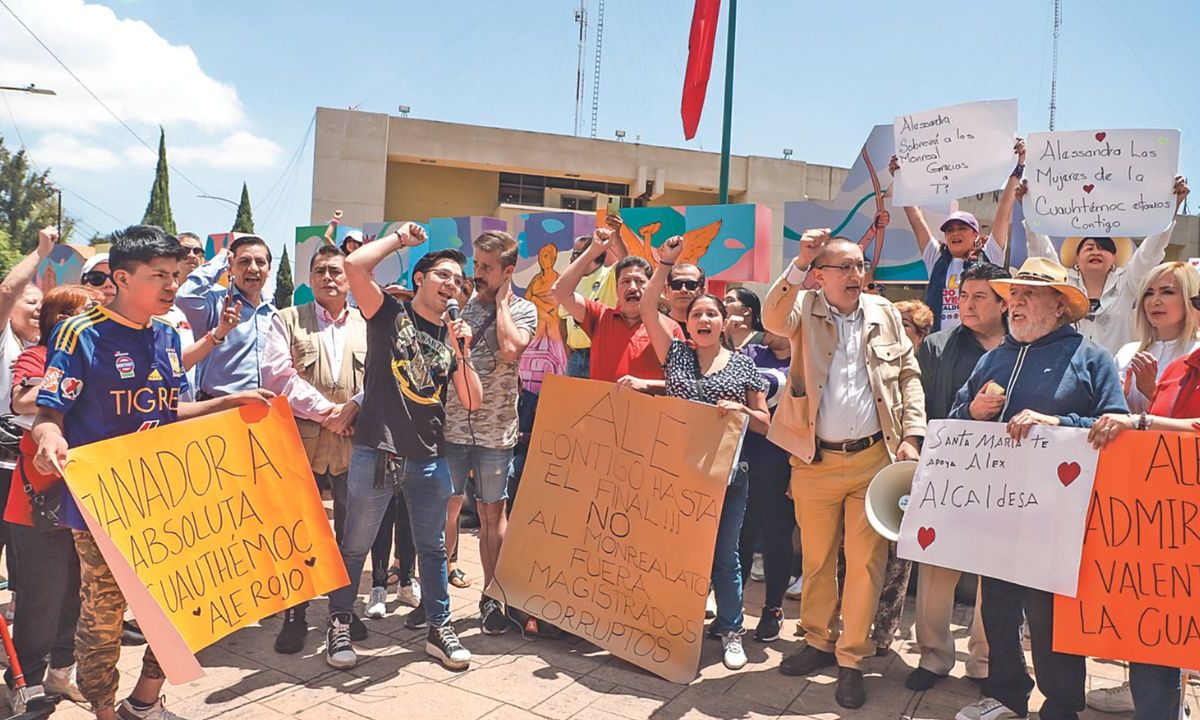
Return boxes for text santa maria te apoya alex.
[918,424,1054,510]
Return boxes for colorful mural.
[599,204,771,283]
[36,244,94,289]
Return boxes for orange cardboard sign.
[1054,429,1200,667]
[489,375,747,684]
[63,397,348,680]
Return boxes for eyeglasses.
[816,261,872,275]
[81,271,111,287]
[182,247,205,257]
[1191,296,1200,311]
[428,268,463,289]
[311,265,343,277]
[668,279,702,292]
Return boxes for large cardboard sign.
[898,419,1098,595]
[489,375,747,683]
[63,398,348,681]
[1054,429,1200,668]
[1025,128,1180,237]
[893,99,1018,206]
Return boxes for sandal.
[448,568,472,588]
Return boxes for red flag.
[681,0,721,140]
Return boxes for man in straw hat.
[948,255,1127,720]
[1020,175,1189,354]
[762,229,925,709]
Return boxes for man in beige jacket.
[763,229,925,709]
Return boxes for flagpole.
[717,0,737,204]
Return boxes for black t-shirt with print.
[354,295,458,459]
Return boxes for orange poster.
[489,375,747,684]
[63,397,348,679]
[1054,429,1200,668]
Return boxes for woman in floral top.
[638,235,769,672]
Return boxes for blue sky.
[1,0,1197,268]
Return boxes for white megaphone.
[865,461,918,542]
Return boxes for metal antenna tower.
[1049,0,1062,130]
[573,1,588,136]
[589,0,605,138]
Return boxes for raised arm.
[345,222,426,320]
[988,138,1027,250]
[888,154,933,254]
[323,210,343,247]
[640,235,684,364]
[0,226,56,331]
[602,214,629,263]
[176,250,229,335]
[552,226,613,323]
[493,278,534,364]
[762,228,827,335]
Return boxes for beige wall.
[383,163,499,222]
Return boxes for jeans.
[5,525,78,688]
[712,463,748,633]
[981,577,1085,718]
[566,349,590,379]
[446,443,513,504]
[329,446,453,626]
[1129,663,1180,720]
[737,459,795,609]
[318,471,348,541]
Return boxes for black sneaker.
[325,612,357,669]
[426,623,471,670]
[480,598,508,635]
[120,621,146,646]
[705,622,720,640]
[404,604,427,629]
[274,605,308,654]
[349,613,368,642]
[754,606,783,642]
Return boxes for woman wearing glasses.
[638,235,770,672]
[80,253,116,303]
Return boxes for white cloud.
[172,131,282,170]
[30,132,122,170]
[0,0,281,173]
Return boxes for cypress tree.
[274,247,293,308]
[141,127,176,234]
[232,182,254,233]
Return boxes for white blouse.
[1114,337,1200,413]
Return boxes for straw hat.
[990,257,1090,324]
[1060,236,1133,269]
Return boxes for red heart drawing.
[1083,184,1095,194]
[1057,461,1081,487]
[1095,132,1107,142]
[917,527,936,550]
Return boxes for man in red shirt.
[552,227,683,386]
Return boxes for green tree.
[0,136,70,255]
[141,127,176,234]
[232,182,254,233]
[274,247,293,308]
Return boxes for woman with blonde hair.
[1113,261,1200,414]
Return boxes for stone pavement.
[32,530,1177,720]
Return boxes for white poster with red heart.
[1024,128,1180,237]
[897,419,1100,596]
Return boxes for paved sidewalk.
[32,532,1163,720]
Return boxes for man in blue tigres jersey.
[32,226,273,720]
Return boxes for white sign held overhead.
[897,419,1099,596]
[1025,129,1180,237]
[892,99,1018,206]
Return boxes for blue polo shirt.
[37,305,189,530]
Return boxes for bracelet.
[1012,163,1025,179]
[207,330,226,346]
[1139,412,1150,430]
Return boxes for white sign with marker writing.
[897,419,1099,596]
[1025,128,1180,237]
[892,99,1018,206]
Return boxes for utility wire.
[0,0,211,195]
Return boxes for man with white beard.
[949,256,1127,720]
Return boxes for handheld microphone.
[445,298,466,352]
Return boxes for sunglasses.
[669,279,702,292]
[81,271,111,287]
[183,246,205,257]
[1191,296,1200,312]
